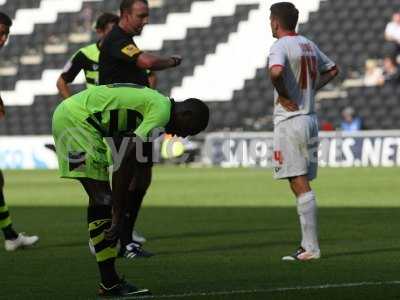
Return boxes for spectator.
[341,107,363,132]
[384,12,400,59]
[364,59,384,86]
[382,56,400,84]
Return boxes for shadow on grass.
[325,247,400,259]
[151,227,290,241]
[156,240,295,256]
[7,206,400,259]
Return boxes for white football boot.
[282,246,321,261]
[5,233,39,251]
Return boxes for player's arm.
[106,113,165,240]
[147,70,157,88]
[316,66,339,91]
[136,52,181,71]
[56,77,71,100]
[269,66,299,112]
[112,41,181,71]
[106,138,140,240]
[56,51,87,99]
[0,95,5,119]
[315,45,339,91]
[268,42,299,111]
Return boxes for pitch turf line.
[128,281,400,299]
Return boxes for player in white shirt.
[267,2,339,261]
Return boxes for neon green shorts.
[52,104,110,181]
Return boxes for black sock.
[0,191,18,240]
[120,189,146,248]
[2,224,18,240]
[87,205,119,287]
[98,259,120,288]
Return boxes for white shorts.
[273,114,319,181]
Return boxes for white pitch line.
[127,281,400,299]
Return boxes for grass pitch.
[1,167,400,299]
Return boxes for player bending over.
[52,83,209,297]
[267,2,338,261]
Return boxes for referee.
[99,0,182,259]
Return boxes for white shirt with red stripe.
[268,33,335,125]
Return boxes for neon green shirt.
[63,83,172,139]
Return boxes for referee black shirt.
[99,25,149,86]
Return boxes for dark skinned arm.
[104,138,139,241]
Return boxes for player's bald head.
[181,98,210,135]
[270,2,299,31]
[166,98,210,137]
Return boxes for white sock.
[296,191,319,253]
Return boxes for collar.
[280,31,298,38]
[117,25,135,38]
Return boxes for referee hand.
[171,55,182,67]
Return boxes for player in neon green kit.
[52,83,209,297]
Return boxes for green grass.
[1,167,400,299]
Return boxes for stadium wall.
[203,131,400,168]
[2,130,400,169]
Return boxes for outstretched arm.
[137,52,181,71]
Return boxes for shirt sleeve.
[109,38,142,62]
[314,45,336,73]
[60,51,87,83]
[134,101,170,139]
[268,41,286,69]
[385,23,392,37]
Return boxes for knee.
[289,175,311,197]
[91,191,112,206]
